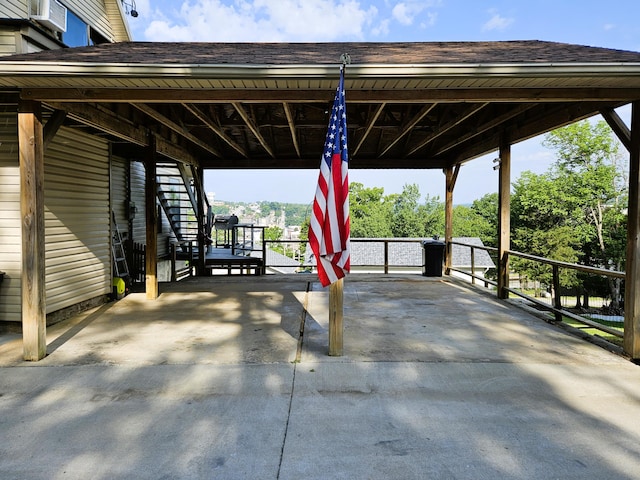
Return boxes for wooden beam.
[145,135,159,300]
[22,87,640,103]
[624,100,640,360]
[18,100,46,361]
[353,103,385,156]
[183,103,248,157]
[199,155,451,170]
[232,102,276,158]
[46,102,200,166]
[432,104,536,157]
[407,103,489,156]
[133,103,221,158]
[497,139,511,300]
[601,107,632,152]
[328,278,344,356]
[444,165,459,274]
[450,101,621,164]
[42,109,66,149]
[378,103,436,157]
[282,102,301,158]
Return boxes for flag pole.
[328,277,344,356]
[328,54,350,357]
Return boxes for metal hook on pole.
[340,53,351,65]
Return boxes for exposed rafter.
[378,103,436,158]
[132,103,221,158]
[46,101,199,166]
[353,103,385,157]
[407,103,489,157]
[282,102,301,158]
[182,103,248,157]
[232,102,275,158]
[432,104,536,157]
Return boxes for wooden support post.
[497,139,511,299]
[192,166,206,276]
[552,265,563,322]
[328,278,344,356]
[18,100,46,361]
[145,135,158,300]
[444,165,458,275]
[624,101,640,360]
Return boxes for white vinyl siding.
[104,0,131,42]
[44,127,111,313]
[0,0,29,18]
[110,155,128,238]
[0,29,19,56]
[130,161,172,257]
[0,113,21,324]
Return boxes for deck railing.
[263,238,425,273]
[450,240,625,340]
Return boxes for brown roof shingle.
[5,40,640,65]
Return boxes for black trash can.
[422,238,445,277]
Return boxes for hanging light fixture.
[122,0,138,17]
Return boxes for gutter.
[1,61,640,80]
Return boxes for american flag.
[309,66,350,287]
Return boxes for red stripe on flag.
[309,67,350,287]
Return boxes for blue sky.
[125,0,640,204]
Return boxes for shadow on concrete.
[1,275,639,479]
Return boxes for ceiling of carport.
[2,40,640,169]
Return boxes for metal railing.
[262,238,425,273]
[450,240,624,339]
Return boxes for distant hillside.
[211,200,310,227]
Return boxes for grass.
[563,318,624,347]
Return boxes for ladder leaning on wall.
[111,211,130,298]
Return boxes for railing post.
[170,243,176,282]
[262,235,267,275]
[552,265,562,322]
[384,240,389,274]
[470,246,476,285]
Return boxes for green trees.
[349,182,496,243]
[511,120,627,307]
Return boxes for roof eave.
[1,62,640,80]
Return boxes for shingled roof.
[6,40,640,65]
[1,40,639,172]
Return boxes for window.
[61,9,88,47]
[60,9,109,47]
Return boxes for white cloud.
[371,18,391,37]
[603,23,616,31]
[390,1,441,27]
[392,3,413,25]
[482,10,514,32]
[139,0,378,42]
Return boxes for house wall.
[110,155,129,238]
[103,0,131,42]
[0,112,21,324]
[44,126,111,314]
[130,161,173,258]
[0,25,20,56]
[0,0,29,18]
[1,0,131,49]
[64,0,116,43]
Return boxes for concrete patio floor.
[1,275,639,479]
